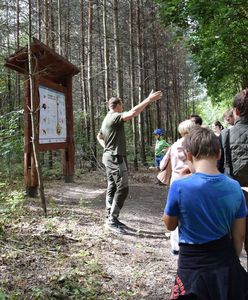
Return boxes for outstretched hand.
[148,89,163,102]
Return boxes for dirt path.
[92,184,177,300]
[0,169,247,299]
[44,169,177,299]
[45,168,247,299]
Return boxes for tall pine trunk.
[28,0,47,215]
[136,0,146,165]
[129,0,138,170]
[113,0,123,98]
[80,0,90,143]
[103,0,109,105]
[87,0,97,168]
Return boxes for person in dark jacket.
[220,88,248,266]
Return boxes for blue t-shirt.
[164,173,248,244]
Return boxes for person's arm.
[97,131,105,148]
[231,217,246,256]
[122,90,162,121]
[163,181,179,231]
[163,214,178,231]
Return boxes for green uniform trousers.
[103,152,129,220]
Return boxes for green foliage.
[0,290,6,300]
[156,0,248,101]
[41,159,62,180]
[193,96,232,126]
[0,181,25,233]
[0,110,24,178]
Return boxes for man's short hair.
[108,97,122,109]
[233,88,248,119]
[189,114,203,126]
[183,127,220,159]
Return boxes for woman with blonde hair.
[160,119,196,255]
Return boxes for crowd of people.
[97,88,248,299]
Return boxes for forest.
[0,0,248,299]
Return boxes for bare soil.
[0,168,247,299]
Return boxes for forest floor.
[0,167,247,299]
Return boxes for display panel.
[39,85,67,144]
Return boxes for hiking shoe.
[116,219,127,228]
[105,219,126,234]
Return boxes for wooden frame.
[37,77,67,151]
[5,39,80,196]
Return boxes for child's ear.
[187,152,193,162]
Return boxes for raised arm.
[122,90,162,121]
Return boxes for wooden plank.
[62,76,74,182]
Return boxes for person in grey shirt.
[97,90,162,234]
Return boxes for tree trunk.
[80,0,90,143]
[36,0,42,40]
[136,0,146,165]
[96,3,106,123]
[103,0,110,105]
[6,1,12,112]
[113,0,123,98]
[129,0,138,170]
[87,0,97,168]
[50,0,55,49]
[57,0,62,55]
[153,20,161,128]
[64,0,71,59]
[44,0,50,46]
[15,0,21,110]
[28,0,47,216]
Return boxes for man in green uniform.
[97,90,163,234]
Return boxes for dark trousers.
[103,153,129,220]
[170,236,248,300]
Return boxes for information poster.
[39,85,67,144]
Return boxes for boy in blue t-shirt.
[163,126,248,300]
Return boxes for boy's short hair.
[233,88,248,119]
[183,127,220,159]
[108,97,122,109]
[178,120,195,136]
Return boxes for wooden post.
[62,76,75,182]
[24,76,38,196]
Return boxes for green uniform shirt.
[100,111,126,156]
[155,139,169,156]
